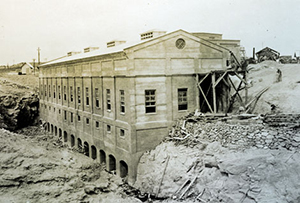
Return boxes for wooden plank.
[156,155,170,197]
[197,84,214,113]
[212,73,217,114]
[179,176,198,199]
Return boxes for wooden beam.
[213,71,227,88]
[222,77,230,87]
[226,77,244,113]
[197,84,214,113]
[196,74,200,110]
[228,77,244,105]
[244,71,248,104]
[197,72,210,86]
[234,71,247,84]
[156,155,170,197]
[200,84,212,110]
[212,72,217,114]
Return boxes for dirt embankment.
[0,127,141,203]
[0,74,39,130]
[246,61,300,114]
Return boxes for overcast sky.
[1,0,299,65]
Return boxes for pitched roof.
[40,29,236,67]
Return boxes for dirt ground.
[0,126,141,203]
[246,61,300,114]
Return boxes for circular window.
[176,38,185,49]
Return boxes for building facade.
[39,29,240,183]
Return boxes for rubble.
[134,114,300,202]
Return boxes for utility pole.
[37,47,41,65]
[33,59,36,75]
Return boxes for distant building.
[39,29,241,183]
[21,62,34,74]
[256,47,280,62]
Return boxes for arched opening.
[47,123,50,132]
[54,126,57,136]
[108,154,116,172]
[70,134,75,147]
[51,124,54,134]
[59,128,62,139]
[84,142,89,157]
[64,131,68,142]
[44,122,47,131]
[120,160,128,178]
[77,138,82,152]
[91,145,97,160]
[100,150,106,164]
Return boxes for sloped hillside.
[247,61,300,114]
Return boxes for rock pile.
[136,131,300,203]
[0,93,39,130]
[168,115,300,151]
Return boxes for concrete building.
[39,29,241,183]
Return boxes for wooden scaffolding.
[196,69,248,115]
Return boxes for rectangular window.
[96,121,99,128]
[120,129,125,137]
[58,86,61,99]
[95,88,100,108]
[77,87,81,104]
[64,86,67,101]
[145,90,156,113]
[178,88,188,111]
[64,110,67,120]
[86,87,89,106]
[120,90,125,113]
[70,86,73,102]
[44,85,47,96]
[78,115,81,121]
[59,109,61,114]
[106,89,111,110]
[49,85,51,97]
[107,125,111,133]
[86,118,89,125]
[70,112,73,123]
[53,85,56,98]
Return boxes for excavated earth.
[134,117,300,203]
[0,127,141,203]
[0,73,39,130]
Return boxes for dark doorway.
[108,155,116,172]
[100,150,106,164]
[70,134,75,147]
[84,142,89,157]
[63,131,68,142]
[91,145,97,160]
[120,160,128,178]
